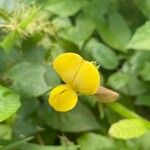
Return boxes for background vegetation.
[0,0,150,149]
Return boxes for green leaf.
[135,92,150,107]
[0,125,11,140]
[0,31,19,53]
[6,62,60,97]
[109,119,148,139]
[39,101,100,132]
[127,21,150,51]
[43,0,83,17]
[122,51,150,74]
[60,14,95,48]
[17,143,78,150]
[139,62,150,81]
[52,17,71,31]
[135,0,150,18]
[83,0,109,21]
[107,72,129,90]
[0,85,21,122]
[107,72,146,96]
[78,133,116,150]
[96,10,131,52]
[21,35,47,63]
[0,47,23,73]
[85,38,118,69]
[12,98,39,137]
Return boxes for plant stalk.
[107,102,150,129]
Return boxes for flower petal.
[53,53,84,84]
[48,84,78,112]
[72,61,100,95]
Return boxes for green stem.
[107,102,150,129]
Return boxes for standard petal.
[53,53,84,84]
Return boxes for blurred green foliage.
[0,0,150,149]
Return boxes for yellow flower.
[49,53,100,112]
